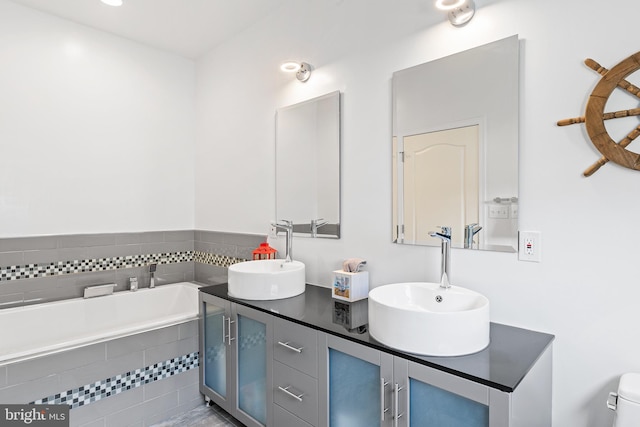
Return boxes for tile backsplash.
[0,230,266,308]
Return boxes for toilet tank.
[610,373,640,427]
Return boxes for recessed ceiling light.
[101,0,123,6]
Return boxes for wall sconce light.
[280,61,312,82]
[435,0,475,27]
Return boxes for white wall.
[195,0,640,425]
[0,0,196,237]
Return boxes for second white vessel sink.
[228,259,305,300]
[368,282,490,356]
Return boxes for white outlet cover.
[519,231,541,262]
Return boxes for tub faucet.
[429,226,451,289]
[272,220,294,262]
[464,223,483,249]
[149,263,157,288]
[129,277,138,292]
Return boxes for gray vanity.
[198,283,553,427]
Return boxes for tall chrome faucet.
[272,220,294,262]
[429,226,451,289]
[464,223,483,249]
[310,218,328,238]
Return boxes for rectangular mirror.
[392,36,519,252]
[276,91,341,238]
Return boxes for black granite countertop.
[199,283,554,393]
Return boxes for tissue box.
[332,270,369,302]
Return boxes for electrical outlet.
[268,224,278,238]
[519,231,541,262]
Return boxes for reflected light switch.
[489,204,509,219]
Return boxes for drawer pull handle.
[278,341,304,353]
[278,386,304,402]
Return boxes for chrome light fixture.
[435,0,475,27]
[280,61,312,82]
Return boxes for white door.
[403,125,479,246]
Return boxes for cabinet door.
[199,292,234,410]
[395,358,507,427]
[318,333,394,427]
[234,304,273,427]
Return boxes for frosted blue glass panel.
[329,348,380,427]
[409,378,489,427]
[237,314,267,425]
[203,302,226,397]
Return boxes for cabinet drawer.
[274,317,318,377]
[274,403,314,427]
[273,360,318,426]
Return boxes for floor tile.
[151,402,244,427]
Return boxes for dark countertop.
[199,283,554,393]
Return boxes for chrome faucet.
[149,263,157,288]
[429,226,451,289]
[464,223,483,249]
[129,277,138,292]
[310,218,328,238]
[272,220,294,262]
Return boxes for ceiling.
[7,0,287,59]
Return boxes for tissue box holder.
[332,270,369,302]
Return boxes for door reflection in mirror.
[395,125,479,247]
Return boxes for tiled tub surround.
[0,283,201,427]
[0,230,266,308]
[1,323,201,427]
[0,231,265,426]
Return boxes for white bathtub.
[0,282,200,365]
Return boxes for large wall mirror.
[392,35,519,252]
[276,91,341,238]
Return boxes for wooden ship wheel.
[558,51,640,176]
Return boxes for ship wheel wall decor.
[558,51,640,177]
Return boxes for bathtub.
[0,281,200,365]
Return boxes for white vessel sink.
[368,282,489,356]
[228,259,305,300]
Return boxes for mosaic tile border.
[0,251,245,282]
[31,352,199,409]
[193,252,244,269]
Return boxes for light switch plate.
[519,231,541,262]
[489,204,509,219]
[510,204,518,219]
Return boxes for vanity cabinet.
[199,292,273,427]
[199,284,553,427]
[318,333,551,427]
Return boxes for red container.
[252,242,277,260]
